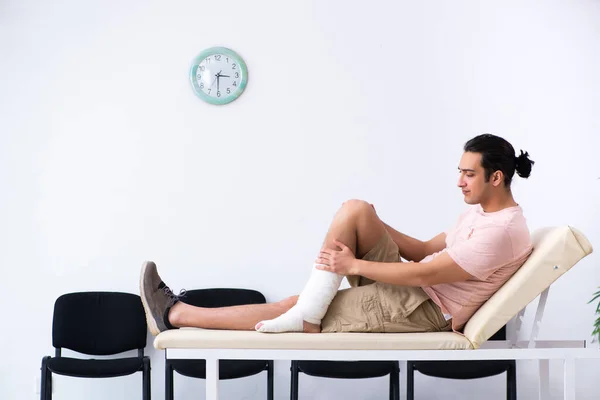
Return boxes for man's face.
[457,152,491,205]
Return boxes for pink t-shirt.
[421,204,533,332]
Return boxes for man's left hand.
[315,239,359,275]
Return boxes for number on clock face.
[194,54,240,98]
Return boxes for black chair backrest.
[52,291,147,355]
[181,288,266,308]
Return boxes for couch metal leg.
[563,358,576,400]
[205,358,219,400]
[539,359,550,400]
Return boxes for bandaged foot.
[256,265,343,333]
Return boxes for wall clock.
[189,47,248,105]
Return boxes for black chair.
[407,326,516,400]
[291,360,400,400]
[40,291,151,400]
[165,288,274,400]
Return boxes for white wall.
[1,0,599,398]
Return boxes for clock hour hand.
[219,74,230,78]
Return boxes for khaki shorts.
[321,231,451,333]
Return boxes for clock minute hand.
[209,74,217,89]
[216,70,223,92]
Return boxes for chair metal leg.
[390,362,400,400]
[41,356,51,400]
[406,362,415,400]
[507,361,517,400]
[267,361,274,400]
[290,361,299,400]
[46,374,52,400]
[40,357,47,400]
[165,360,174,400]
[143,357,151,400]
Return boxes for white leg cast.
[256,267,343,333]
[206,357,219,400]
[563,358,576,400]
[539,359,550,400]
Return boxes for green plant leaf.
[588,289,600,304]
[589,288,600,342]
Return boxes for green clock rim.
[189,46,248,105]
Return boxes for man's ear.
[492,171,504,187]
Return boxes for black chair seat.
[297,360,398,379]
[47,356,144,378]
[170,359,269,380]
[412,360,513,380]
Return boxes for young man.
[140,133,535,336]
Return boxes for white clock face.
[194,54,243,99]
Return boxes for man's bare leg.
[139,200,387,335]
[140,261,307,335]
[167,295,299,330]
[256,199,388,333]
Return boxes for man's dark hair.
[464,133,535,187]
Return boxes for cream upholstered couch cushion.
[153,226,592,351]
[154,329,474,350]
[463,226,593,348]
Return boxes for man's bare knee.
[341,199,374,216]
